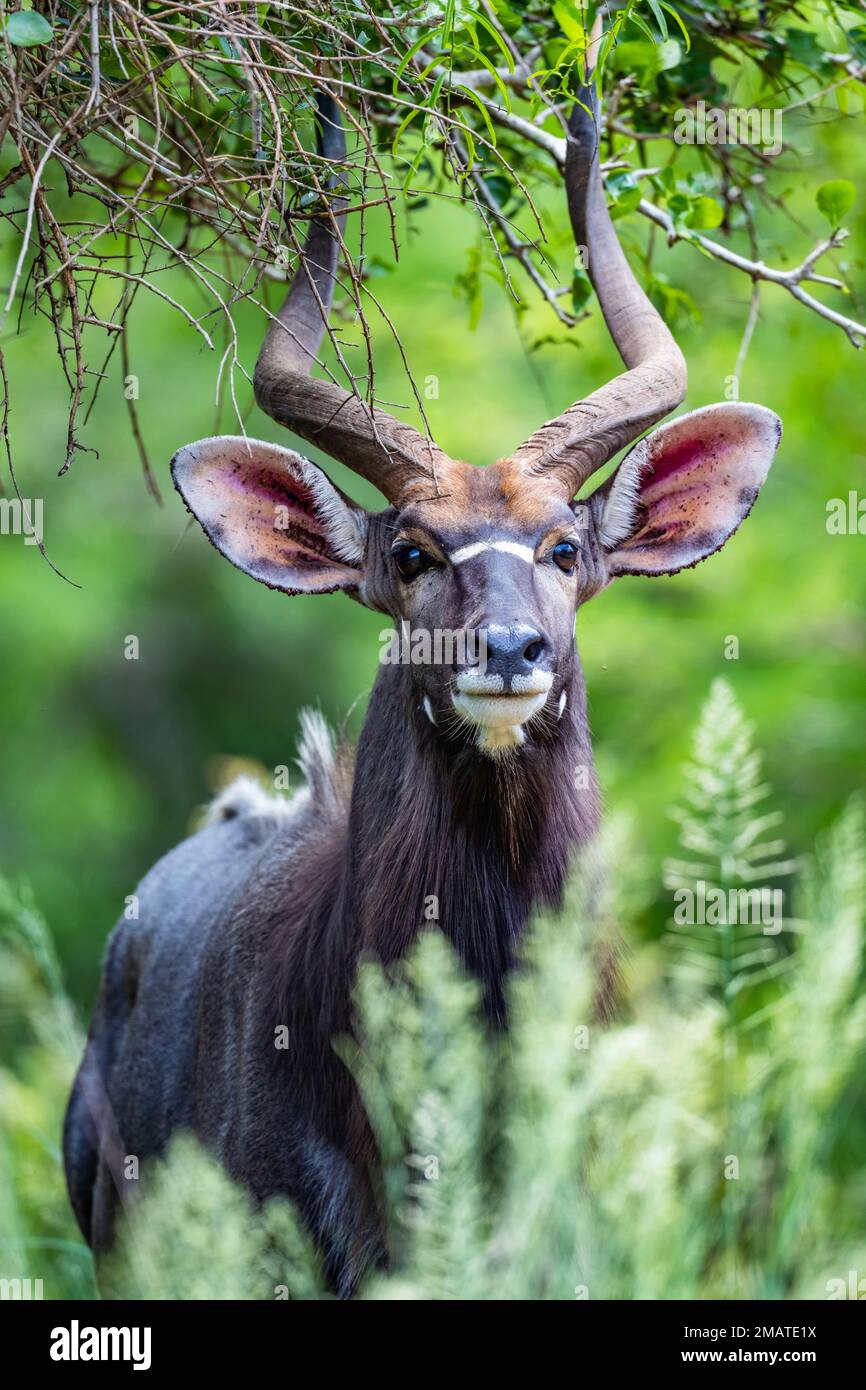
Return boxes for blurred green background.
[1,105,864,1007]
[1,69,865,1303]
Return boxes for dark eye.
[393,543,433,581]
[552,540,578,573]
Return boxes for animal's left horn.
[508,23,687,499]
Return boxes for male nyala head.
[172,89,781,760]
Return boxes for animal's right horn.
[508,20,688,500]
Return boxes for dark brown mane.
[262,658,599,1051]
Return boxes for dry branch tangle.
[0,0,863,506]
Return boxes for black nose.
[482,624,550,683]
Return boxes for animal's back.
[63,714,356,1267]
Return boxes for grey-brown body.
[65,664,598,1293]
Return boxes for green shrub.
[1,681,864,1300]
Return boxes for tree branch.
[450,82,865,347]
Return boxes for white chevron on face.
[448,539,535,566]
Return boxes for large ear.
[171,436,369,596]
[590,403,782,577]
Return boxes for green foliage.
[347,933,490,1299]
[0,881,92,1299]
[5,11,53,47]
[1,687,864,1300]
[816,179,857,229]
[771,800,866,1284]
[101,1137,326,1301]
[664,679,797,1013]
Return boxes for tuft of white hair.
[599,447,647,550]
[288,456,368,565]
[202,774,307,827]
[203,710,346,831]
[295,708,340,809]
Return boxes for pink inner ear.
[609,404,781,576]
[223,459,314,514]
[172,436,363,594]
[640,436,705,487]
[239,464,337,560]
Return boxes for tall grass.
[1,680,864,1300]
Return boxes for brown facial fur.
[358,463,598,743]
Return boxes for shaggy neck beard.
[345,659,600,1019]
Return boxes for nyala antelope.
[65,78,781,1293]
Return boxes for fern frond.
[663,680,795,1018]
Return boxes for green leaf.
[659,1,691,51]
[655,39,682,73]
[627,11,656,44]
[611,187,642,219]
[571,265,593,314]
[666,192,691,218]
[726,54,766,108]
[6,10,53,46]
[686,196,724,230]
[454,85,497,148]
[394,28,441,90]
[606,170,638,198]
[553,2,585,44]
[472,12,516,72]
[784,27,830,72]
[816,179,856,228]
[647,0,668,40]
[606,169,642,220]
[463,46,511,109]
[612,37,680,82]
[391,105,423,159]
[654,165,677,196]
[441,0,457,47]
[400,142,429,195]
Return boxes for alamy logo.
[0,496,43,545]
[826,1270,866,1299]
[826,492,866,534]
[673,880,783,935]
[379,621,488,671]
[674,101,782,156]
[0,1277,43,1299]
[50,1320,152,1371]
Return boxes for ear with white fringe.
[171,436,369,596]
[589,402,782,577]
